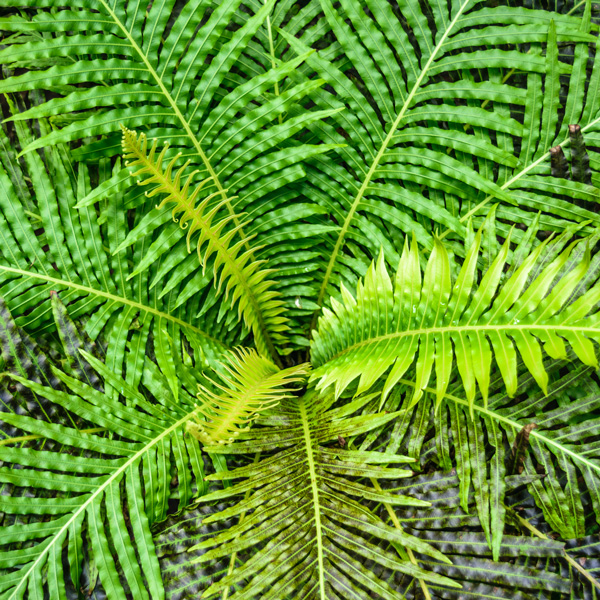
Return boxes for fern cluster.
[0,1,599,599]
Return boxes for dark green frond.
[0,331,208,599]
[274,1,600,333]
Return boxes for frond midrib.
[0,263,228,349]
[123,131,282,364]
[313,0,472,319]
[318,322,599,366]
[298,396,326,600]
[5,406,200,600]
[401,378,600,477]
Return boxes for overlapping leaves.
[0,348,202,599]
[0,1,599,599]
[0,314,310,599]
[154,458,573,600]
[0,115,233,395]
[0,0,341,356]
[426,357,600,554]
[274,0,600,331]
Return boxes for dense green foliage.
[0,0,599,598]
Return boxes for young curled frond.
[186,348,309,447]
[121,126,289,364]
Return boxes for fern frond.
[186,348,309,446]
[190,391,459,599]
[121,127,289,364]
[158,462,575,600]
[277,1,600,332]
[0,1,340,351]
[311,228,600,415]
[0,116,232,394]
[0,318,211,600]
[382,353,600,564]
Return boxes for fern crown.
[0,1,599,599]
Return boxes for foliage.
[312,230,600,411]
[0,0,599,599]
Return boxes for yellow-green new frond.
[187,348,309,446]
[121,127,289,363]
[311,230,600,416]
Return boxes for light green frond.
[121,127,290,363]
[311,231,600,415]
[187,347,309,446]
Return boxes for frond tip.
[120,125,225,257]
[120,126,289,363]
[187,348,309,446]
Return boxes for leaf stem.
[515,513,600,592]
[299,396,326,600]
[263,0,282,123]
[0,264,227,349]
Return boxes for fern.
[187,347,308,446]
[188,391,460,598]
[0,115,233,396]
[277,0,600,332]
[121,127,290,363]
[157,472,575,600]
[0,310,305,599]
[0,1,599,599]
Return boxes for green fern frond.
[311,227,600,415]
[1,1,600,598]
[277,1,600,332]
[190,390,459,599]
[186,348,309,446]
[159,471,573,599]
[121,127,289,364]
[384,353,600,563]
[0,320,211,600]
[0,115,232,393]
